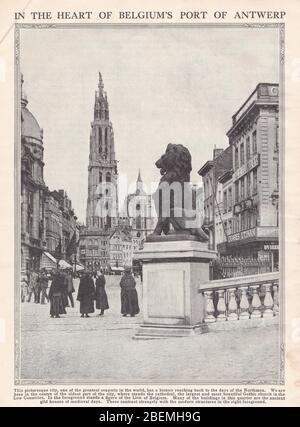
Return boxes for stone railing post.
[216,290,226,321]
[239,286,250,319]
[250,285,262,318]
[227,288,238,321]
[204,291,216,323]
[273,283,279,316]
[263,283,274,318]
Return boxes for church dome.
[21,105,43,144]
[21,74,43,145]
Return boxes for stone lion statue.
[150,143,209,241]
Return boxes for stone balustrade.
[199,272,279,323]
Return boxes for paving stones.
[20,277,280,384]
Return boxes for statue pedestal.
[133,239,217,339]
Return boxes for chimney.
[213,148,224,159]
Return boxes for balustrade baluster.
[227,288,238,321]
[204,291,216,323]
[263,283,274,318]
[250,284,262,318]
[239,286,250,319]
[273,283,279,315]
[216,290,227,321]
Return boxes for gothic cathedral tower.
[86,73,119,230]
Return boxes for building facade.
[220,83,279,268]
[21,75,47,273]
[195,185,204,223]
[21,76,79,272]
[44,189,78,259]
[215,170,233,249]
[79,230,110,272]
[198,146,233,250]
[44,190,61,255]
[109,228,133,269]
[125,170,155,251]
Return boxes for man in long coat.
[77,272,95,317]
[27,270,38,303]
[120,266,140,317]
[64,269,75,308]
[95,270,109,316]
[49,268,66,318]
[21,272,29,303]
[39,269,49,304]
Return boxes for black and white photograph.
[16,21,283,387]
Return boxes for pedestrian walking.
[95,270,109,316]
[49,267,67,318]
[21,272,29,303]
[59,268,69,309]
[27,270,38,303]
[120,266,140,317]
[77,272,95,318]
[39,269,49,304]
[33,270,41,303]
[65,269,75,308]
[27,271,33,302]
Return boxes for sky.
[20,26,280,222]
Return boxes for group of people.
[21,266,140,319]
[76,266,140,319]
[21,269,52,304]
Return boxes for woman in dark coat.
[120,266,140,317]
[95,271,109,316]
[77,272,95,317]
[49,269,67,318]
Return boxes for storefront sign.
[233,154,259,181]
[228,227,256,243]
[240,228,256,240]
[227,226,279,246]
[264,244,279,251]
[234,164,247,180]
[248,154,259,170]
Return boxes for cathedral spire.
[136,169,143,193]
[94,72,109,121]
[86,73,118,229]
[98,72,104,94]
[137,169,142,183]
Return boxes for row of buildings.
[21,75,80,273]
[21,73,279,274]
[198,82,279,270]
[21,73,157,273]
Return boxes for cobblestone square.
[20,277,280,384]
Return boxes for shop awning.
[58,259,72,269]
[111,266,124,272]
[41,252,57,269]
[72,263,84,271]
